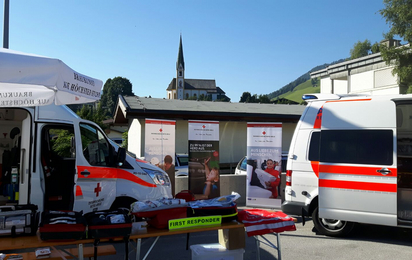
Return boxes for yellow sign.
[168,215,222,230]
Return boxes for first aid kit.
[0,204,38,237]
[39,210,86,241]
[84,209,132,239]
[131,198,188,229]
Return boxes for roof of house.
[113,95,305,124]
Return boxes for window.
[239,157,247,171]
[80,123,111,166]
[319,130,393,165]
[186,93,189,99]
[176,155,189,166]
[308,132,320,161]
[44,126,75,159]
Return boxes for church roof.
[167,78,225,94]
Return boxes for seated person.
[264,159,281,199]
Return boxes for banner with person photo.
[145,119,176,196]
[188,120,220,200]
[246,122,282,208]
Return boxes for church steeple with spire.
[167,34,226,101]
[176,34,185,100]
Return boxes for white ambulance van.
[0,104,171,213]
[282,93,412,236]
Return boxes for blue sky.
[1,1,390,102]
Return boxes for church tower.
[176,35,185,100]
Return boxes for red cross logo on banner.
[94,183,101,197]
[262,131,266,135]
[202,125,206,128]
[159,128,163,132]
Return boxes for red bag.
[238,209,296,237]
[132,207,187,229]
[175,190,195,202]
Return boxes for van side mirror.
[117,147,126,166]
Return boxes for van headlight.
[142,168,170,185]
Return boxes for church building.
[166,35,227,101]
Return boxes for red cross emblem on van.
[94,183,102,197]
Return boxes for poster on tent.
[144,119,176,193]
[188,120,220,199]
[246,122,282,208]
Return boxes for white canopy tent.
[0,48,103,107]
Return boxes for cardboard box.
[190,243,244,260]
[218,227,245,250]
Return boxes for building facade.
[311,40,404,95]
[114,95,305,164]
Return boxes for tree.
[311,78,319,87]
[100,77,134,117]
[76,103,108,130]
[350,40,371,59]
[257,94,271,103]
[239,92,271,103]
[121,131,128,150]
[239,92,252,102]
[380,0,412,91]
[371,42,380,54]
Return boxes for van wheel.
[110,197,136,212]
[312,207,354,237]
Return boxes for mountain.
[267,59,346,103]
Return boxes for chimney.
[380,38,401,47]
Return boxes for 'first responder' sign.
[168,215,222,230]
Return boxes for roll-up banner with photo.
[188,120,220,200]
[246,122,282,208]
[145,119,176,196]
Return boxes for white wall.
[320,77,332,93]
[128,118,143,158]
[219,121,247,162]
[282,122,297,152]
[334,79,348,94]
[319,62,400,96]
[375,67,397,88]
[351,71,374,93]
[127,119,298,163]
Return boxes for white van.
[0,104,171,213]
[282,93,412,236]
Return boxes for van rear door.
[319,99,397,227]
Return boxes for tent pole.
[3,0,9,49]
